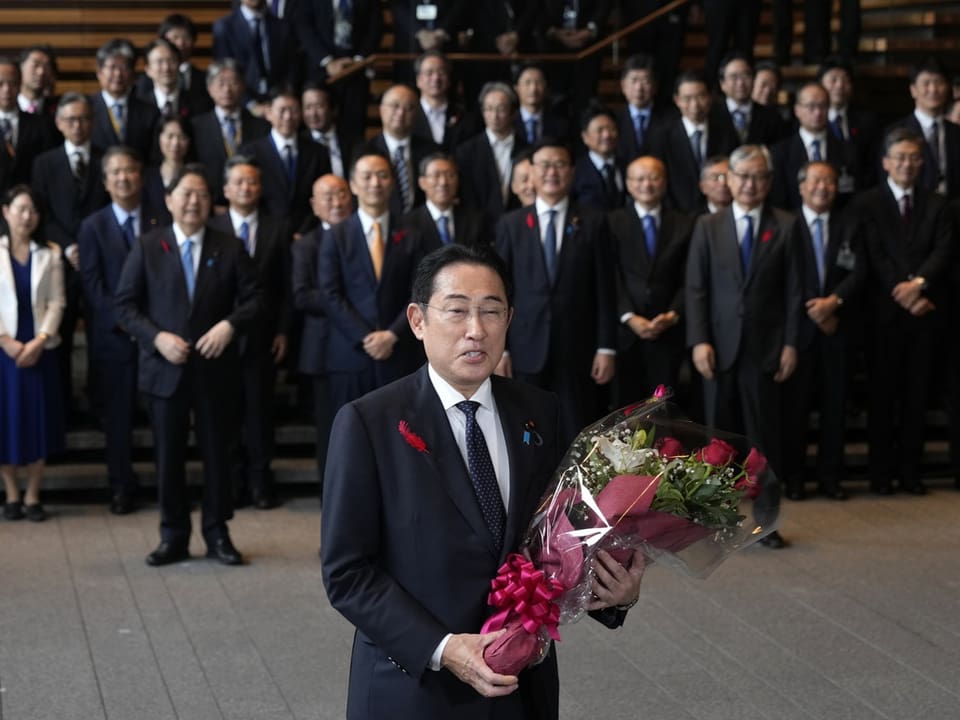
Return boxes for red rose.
[657,437,684,458]
[697,438,737,466]
[391,229,407,245]
[744,447,768,479]
[761,230,773,243]
[735,475,762,499]
[526,212,535,229]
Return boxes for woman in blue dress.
[0,185,65,522]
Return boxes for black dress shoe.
[206,536,243,565]
[24,503,47,522]
[819,486,849,501]
[759,530,788,549]
[253,490,279,510]
[786,487,806,501]
[146,542,190,566]
[110,492,137,515]
[4,501,24,520]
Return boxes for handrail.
[327,0,693,83]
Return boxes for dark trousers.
[231,344,277,499]
[624,0,688,107]
[772,0,861,65]
[58,269,83,421]
[615,333,684,408]
[312,375,333,495]
[866,313,935,490]
[147,360,236,546]
[95,346,139,495]
[782,332,848,493]
[702,0,761,85]
[516,354,603,449]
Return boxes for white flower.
[593,436,660,474]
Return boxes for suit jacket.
[0,236,65,348]
[685,204,802,373]
[191,109,271,205]
[467,1,539,53]
[132,78,199,121]
[495,202,617,375]
[321,366,563,719]
[114,226,260,398]
[294,0,383,70]
[88,92,160,160]
[400,205,492,251]
[361,134,439,217]
[771,131,859,210]
[77,202,163,359]
[412,101,469,151]
[212,9,300,101]
[0,110,57,191]
[538,0,611,39]
[238,133,331,233]
[32,145,109,250]
[513,110,572,146]
[649,116,738,213]
[714,100,786,147]
[291,225,328,375]
[319,213,425,382]
[615,103,676,165]
[609,204,694,351]
[889,113,960,198]
[852,182,953,324]
[391,0,467,53]
[792,207,865,351]
[454,131,526,222]
[571,154,625,212]
[206,212,292,347]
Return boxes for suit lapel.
[719,208,745,286]
[494,379,535,561]
[747,207,778,284]
[350,214,378,287]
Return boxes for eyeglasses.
[482,105,512,115]
[533,160,570,172]
[421,304,510,326]
[423,171,457,181]
[704,172,727,182]
[887,153,923,165]
[60,115,91,124]
[729,170,771,184]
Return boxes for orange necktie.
[370,220,384,280]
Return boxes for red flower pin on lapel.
[526,212,536,229]
[761,230,773,244]
[391,229,407,245]
[398,420,430,454]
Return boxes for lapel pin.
[523,421,542,447]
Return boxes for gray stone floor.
[2,482,959,720]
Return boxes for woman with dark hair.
[143,116,193,223]
[0,185,65,521]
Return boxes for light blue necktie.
[812,216,826,290]
[437,214,452,245]
[740,214,753,274]
[181,238,196,301]
[239,220,251,254]
[543,208,558,283]
[642,214,657,259]
[526,117,538,144]
[811,139,822,162]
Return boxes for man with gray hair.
[686,144,801,548]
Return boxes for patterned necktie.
[394,145,412,212]
[740,214,753,273]
[543,208,558,283]
[642,214,657,259]
[811,216,826,290]
[811,139,822,162]
[181,238,196,300]
[122,215,136,248]
[239,220,251,254]
[370,220,385,280]
[455,400,505,550]
[691,129,703,167]
[437,214,452,245]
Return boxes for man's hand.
[805,295,840,325]
[196,320,235,359]
[416,29,446,50]
[591,352,615,385]
[154,331,191,364]
[892,279,923,310]
[494,31,519,55]
[909,296,936,317]
[692,342,715,380]
[627,314,656,340]
[649,311,679,336]
[326,57,354,77]
[440,632,519,698]
[586,549,645,611]
[773,345,797,383]
[64,244,80,270]
[1,336,24,360]
[494,353,513,378]
[271,334,288,364]
[816,315,839,336]
[363,330,397,360]
[15,337,45,368]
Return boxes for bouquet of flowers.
[480,387,780,675]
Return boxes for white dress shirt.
[172,223,204,275]
[426,200,455,240]
[681,116,707,159]
[421,97,448,145]
[799,127,829,161]
[229,208,259,256]
[485,128,514,203]
[732,202,762,247]
[357,207,390,254]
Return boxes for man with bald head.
[610,156,694,405]
[362,84,439,216]
[292,173,353,486]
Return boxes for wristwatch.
[615,596,639,611]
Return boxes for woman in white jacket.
[0,185,65,522]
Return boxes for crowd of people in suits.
[0,0,958,563]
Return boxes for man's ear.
[407,302,425,339]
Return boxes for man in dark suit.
[615,54,676,165]
[781,161,864,501]
[772,82,860,210]
[401,152,490,250]
[362,84,439,218]
[0,57,56,193]
[611,156,694,405]
[701,0,761,83]
[133,39,196,122]
[321,242,642,719]
[292,174,353,487]
[461,1,539,107]
[77,146,162,515]
[412,52,469,151]
[854,128,953,495]
[537,0,611,110]
[818,56,879,192]
[302,83,352,181]
[191,60,271,208]
[686,144,801,548]
[88,39,160,161]
[773,0,861,66]
[319,151,426,413]
[158,14,214,117]
[238,87,331,234]
[495,140,617,446]
[650,71,738,213]
[571,105,625,212]
[513,65,572,147]
[714,53,785,148]
[888,56,960,199]
[114,165,260,567]
[455,83,527,224]
[293,0,382,138]
[32,93,110,419]
[17,45,58,118]
[212,0,299,104]
[391,1,466,82]
[207,155,291,510]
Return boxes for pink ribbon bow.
[482,553,564,640]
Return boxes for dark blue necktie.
[239,220,251,254]
[633,111,647,148]
[811,216,826,290]
[437,214,452,245]
[526,117,538,144]
[740,214,753,274]
[456,400,505,550]
[283,144,295,183]
[122,215,136,248]
[811,139,822,162]
[829,114,844,141]
[691,129,703,167]
[642,214,657,258]
[543,208,558,283]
